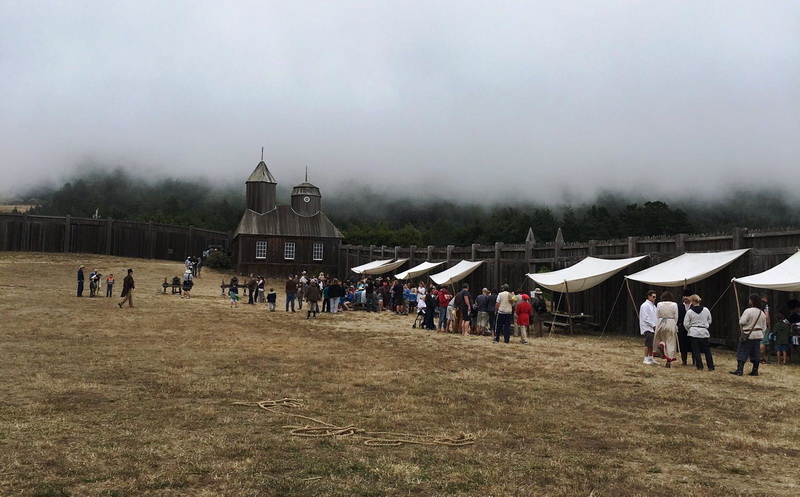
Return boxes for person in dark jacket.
[285,275,297,312]
[486,289,498,337]
[118,268,135,308]
[365,279,376,312]
[328,279,344,314]
[423,290,438,330]
[77,265,85,297]
[305,279,321,318]
[247,274,257,304]
[676,289,693,365]
[392,280,404,314]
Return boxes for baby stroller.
[412,307,427,329]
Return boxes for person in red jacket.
[437,287,452,332]
[514,294,533,345]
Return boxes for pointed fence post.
[554,228,564,265]
[63,215,71,253]
[494,242,503,289]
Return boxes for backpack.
[534,298,547,313]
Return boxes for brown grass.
[1,252,799,496]
[0,204,35,213]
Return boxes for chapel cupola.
[245,158,277,214]
[291,169,322,216]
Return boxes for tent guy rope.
[233,398,476,447]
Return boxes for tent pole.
[599,278,627,338]
[549,291,564,338]
[564,280,574,335]
[733,280,741,318]
[626,278,640,321]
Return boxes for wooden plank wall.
[0,213,230,262]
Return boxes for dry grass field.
[0,205,35,213]
[1,252,798,497]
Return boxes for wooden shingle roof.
[233,206,343,239]
[246,161,277,183]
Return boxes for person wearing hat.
[182,268,194,298]
[532,288,547,338]
[514,293,532,344]
[119,268,135,308]
[77,265,85,297]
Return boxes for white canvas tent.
[430,260,483,286]
[395,261,445,281]
[351,259,393,274]
[625,249,749,286]
[732,250,800,291]
[362,259,409,275]
[527,256,647,293]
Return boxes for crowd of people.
[75,259,800,363]
[76,264,134,307]
[639,289,799,374]
[233,271,550,343]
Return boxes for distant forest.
[14,168,800,246]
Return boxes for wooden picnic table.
[546,312,599,334]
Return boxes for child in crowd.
[266,288,277,312]
[105,273,114,297]
[229,282,239,308]
[773,309,792,365]
[408,288,418,313]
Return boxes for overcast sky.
[2,1,798,202]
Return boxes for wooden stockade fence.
[0,212,229,261]
[4,210,800,345]
[339,228,800,346]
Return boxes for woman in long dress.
[654,291,680,368]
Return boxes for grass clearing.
[0,205,35,213]
[1,252,799,496]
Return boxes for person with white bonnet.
[531,288,547,338]
[182,268,194,298]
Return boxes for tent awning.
[430,260,484,286]
[526,255,648,293]
[355,258,409,275]
[733,250,800,291]
[626,249,749,286]
[395,261,445,281]
[351,259,393,274]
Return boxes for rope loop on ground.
[234,398,476,448]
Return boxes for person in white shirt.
[639,290,658,364]
[495,284,514,343]
[731,293,767,376]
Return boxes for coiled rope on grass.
[233,398,475,447]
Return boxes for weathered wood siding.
[0,213,229,260]
[235,235,340,278]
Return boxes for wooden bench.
[220,277,255,297]
[161,277,182,294]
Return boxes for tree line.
[15,169,800,246]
